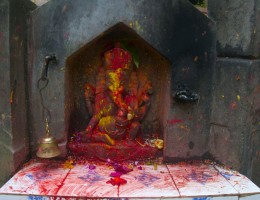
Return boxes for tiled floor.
[0,159,259,199]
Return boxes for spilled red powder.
[106,176,127,197]
[106,176,127,186]
[69,141,158,161]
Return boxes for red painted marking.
[167,119,184,125]
[230,101,237,110]
[53,169,72,195]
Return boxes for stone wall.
[0,0,259,188]
[208,0,260,186]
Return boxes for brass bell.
[37,119,61,158]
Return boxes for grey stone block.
[0,0,11,146]
[0,0,12,188]
[250,132,260,186]
[248,80,260,186]
[0,145,14,187]
[208,0,260,58]
[209,58,260,186]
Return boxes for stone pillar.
[0,0,36,186]
[208,0,260,186]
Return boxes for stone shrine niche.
[65,23,171,161]
[0,0,218,188]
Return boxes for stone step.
[0,159,259,199]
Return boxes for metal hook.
[41,54,57,81]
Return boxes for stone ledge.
[0,159,259,199]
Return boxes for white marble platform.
[0,159,259,199]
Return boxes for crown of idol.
[104,48,132,70]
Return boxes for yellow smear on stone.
[99,116,115,127]
[108,69,122,93]
[105,134,115,145]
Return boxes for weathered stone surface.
[0,0,12,187]
[248,82,260,186]
[0,146,14,186]
[209,58,260,186]
[250,133,260,186]
[0,0,36,187]
[28,0,216,159]
[208,0,260,58]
